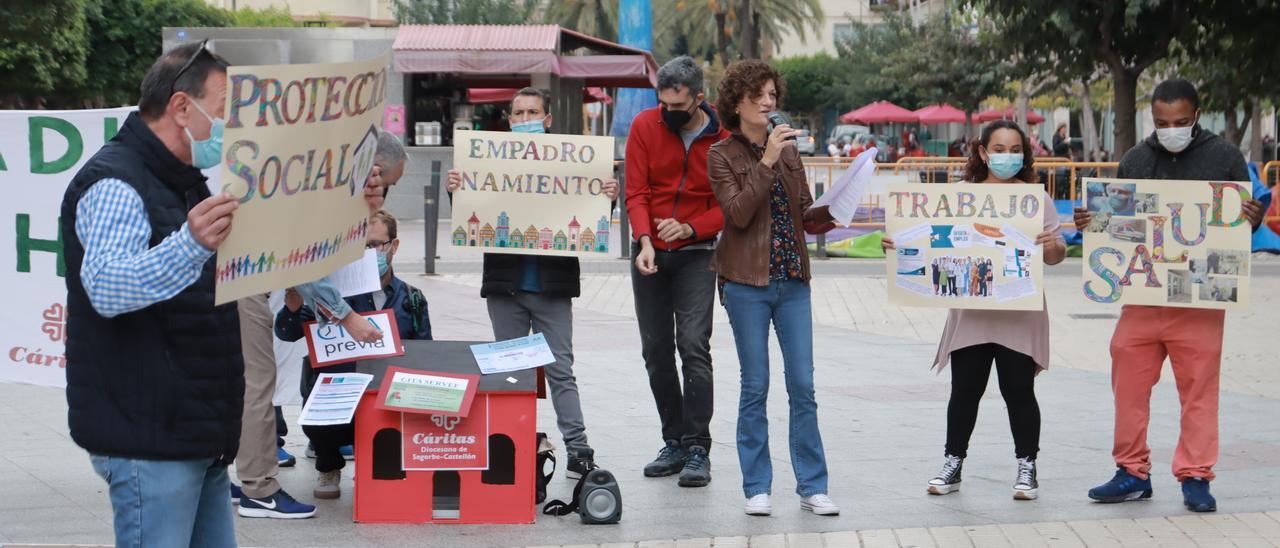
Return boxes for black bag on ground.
[542,466,622,524]
[535,432,555,504]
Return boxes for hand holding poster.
[214,53,391,304]
[450,130,614,257]
[1080,177,1251,308]
[885,183,1046,310]
[303,310,404,368]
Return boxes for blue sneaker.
[1182,478,1216,512]
[277,447,297,467]
[1088,467,1153,503]
[238,488,317,519]
[230,483,243,505]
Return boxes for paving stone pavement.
[3,233,1279,547]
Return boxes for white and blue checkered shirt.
[75,178,214,318]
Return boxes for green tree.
[882,12,1008,138]
[653,0,823,66]
[774,53,836,135]
[544,0,618,42]
[1179,0,1280,159]
[393,0,538,24]
[75,0,231,108]
[0,0,90,108]
[231,6,300,27]
[826,12,928,117]
[972,0,1196,157]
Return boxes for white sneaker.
[744,494,772,516]
[801,494,840,516]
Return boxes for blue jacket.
[276,275,432,346]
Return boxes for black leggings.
[946,343,1040,459]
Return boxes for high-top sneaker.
[927,454,963,495]
[1013,457,1039,500]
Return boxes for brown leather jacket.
[708,133,834,287]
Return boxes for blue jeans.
[90,455,237,548]
[722,279,829,498]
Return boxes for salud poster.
[214,53,390,304]
[1081,177,1251,309]
[885,183,1046,310]
[450,130,614,257]
[0,107,135,388]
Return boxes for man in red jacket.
[626,56,730,488]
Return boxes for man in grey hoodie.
[1074,79,1264,513]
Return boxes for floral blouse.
[768,175,804,281]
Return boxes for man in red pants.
[1074,79,1264,513]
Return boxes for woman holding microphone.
[706,60,838,517]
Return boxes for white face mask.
[1156,125,1194,154]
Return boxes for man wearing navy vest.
[62,42,255,546]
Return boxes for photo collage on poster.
[1081,178,1250,308]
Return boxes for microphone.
[766,112,796,141]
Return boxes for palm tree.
[542,0,619,42]
[656,0,823,64]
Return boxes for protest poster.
[402,395,491,471]
[1081,177,1251,309]
[450,130,614,258]
[0,107,135,388]
[303,310,403,368]
[884,182,1046,310]
[214,53,390,304]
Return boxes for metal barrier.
[1262,160,1280,188]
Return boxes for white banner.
[0,108,135,388]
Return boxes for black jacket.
[1118,125,1251,183]
[61,113,243,463]
[480,254,580,298]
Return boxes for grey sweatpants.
[486,292,589,453]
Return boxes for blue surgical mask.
[376,250,390,276]
[511,119,546,134]
[184,100,225,169]
[986,152,1023,180]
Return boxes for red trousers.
[1109,305,1223,481]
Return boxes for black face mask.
[661,102,697,131]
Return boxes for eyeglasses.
[170,39,211,98]
[366,240,393,250]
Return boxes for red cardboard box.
[352,340,538,524]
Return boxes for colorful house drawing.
[596,216,610,253]
[467,212,480,246]
[479,223,496,247]
[452,226,467,246]
[579,227,595,252]
[496,212,510,248]
[509,228,525,248]
[524,226,539,249]
[568,217,580,251]
[538,227,553,250]
[553,230,568,250]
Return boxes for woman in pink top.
[883,120,1066,501]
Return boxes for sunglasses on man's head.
[170,39,211,97]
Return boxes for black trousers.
[301,361,356,473]
[631,246,716,451]
[945,343,1040,459]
